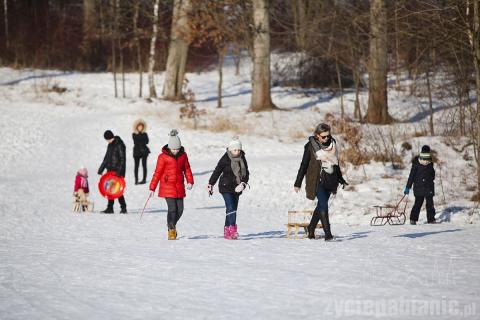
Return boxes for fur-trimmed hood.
[133,119,147,133]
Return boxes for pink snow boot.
[229,225,239,240]
[224,226,232,239]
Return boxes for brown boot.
[168,228,177,240]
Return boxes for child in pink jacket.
[74,167,90,211]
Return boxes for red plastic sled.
[98,171,126,200]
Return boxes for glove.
[404,187,410,195]
[97,169,103,175]
[338,176,349,188]
[235,182,246,193]
[207,184,213,195]
[186,183,193,190]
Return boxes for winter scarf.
[309,136,339,174]
[227,151,247,184]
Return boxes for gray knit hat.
[168,129,181,149]
[228,136,242,151]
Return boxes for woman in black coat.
[132,119,150,184]
[404,145,436,224]
[208,137,249,240]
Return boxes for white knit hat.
[168,129,181,149]
[228,136,242,151]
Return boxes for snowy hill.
[0,62,479,319]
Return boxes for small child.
[149,130,194,240]
[404,145,436,225]
[74,167,90,212]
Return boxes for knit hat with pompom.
[228,136,242,151]
[168,129,182,149]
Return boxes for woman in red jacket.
[149,130,194,240]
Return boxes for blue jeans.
[222,192,239,226]
[315,184,331,213]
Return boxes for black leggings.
[165,198,184,229]
[134,155,148,182]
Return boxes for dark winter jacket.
[294,137,346,200]
[98,136,127,177]
[132,132,150,158]
[406,156,435,197]
[295,140,322,200]
[209,151,250,194]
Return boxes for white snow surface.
[1,61,479,319]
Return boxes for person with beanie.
[149,129,194,240]
[132,119,150,185]
[404,145,436,224]
[98,130,127,213]
[294,123,348,241]
[208,136,250,240]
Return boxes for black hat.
[419,145,431,160]
[104,130,114,140]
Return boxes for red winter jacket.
[149,146,194,198]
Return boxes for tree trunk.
[217,49,225,109]
[394,0,400,90]
[148,0,159,98]
[292,0,307,51]
[335,57,344,119]
[353,65,362,121]
[250,0,275,112]
[120,45,125,98]
[365,0,391,124]
[426,66,434,136]
[133,0,143,98]
[162,0,191,100]
[471,0,480,190]
[4,0,8,48]
[110,0,117,98]
[83,0,96,64]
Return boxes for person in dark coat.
[208,137,249,240]
[98,130,127,214]
[294,123,347,241]
[132,119,150,185]
[404,145,436,224]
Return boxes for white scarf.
[315,139,339,173]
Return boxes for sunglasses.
[319,134,330,139]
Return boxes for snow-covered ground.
[0,60,479,319]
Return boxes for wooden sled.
[370,195,408,226]
[286,210,322,239]
[72,196,94,213]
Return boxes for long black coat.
[209,151,249,194]
[295,141,322,200]
[98,136,127,177]
[406,156,435,197]
[132,132,150,158]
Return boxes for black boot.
[120,207,127,214]
[101,208,114,214]
[307,210,321,239]
[318,211,333,241]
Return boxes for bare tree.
[110,0,118,98]
[133,0,143,98]
[148,0,159,98]
[162,0,191,100]
[365,0,390,124]
[250,0,276,112]
[470,0,480,189]
[83,0,96,62]
[4,0,8,48]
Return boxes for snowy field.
[1,61,479,319]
